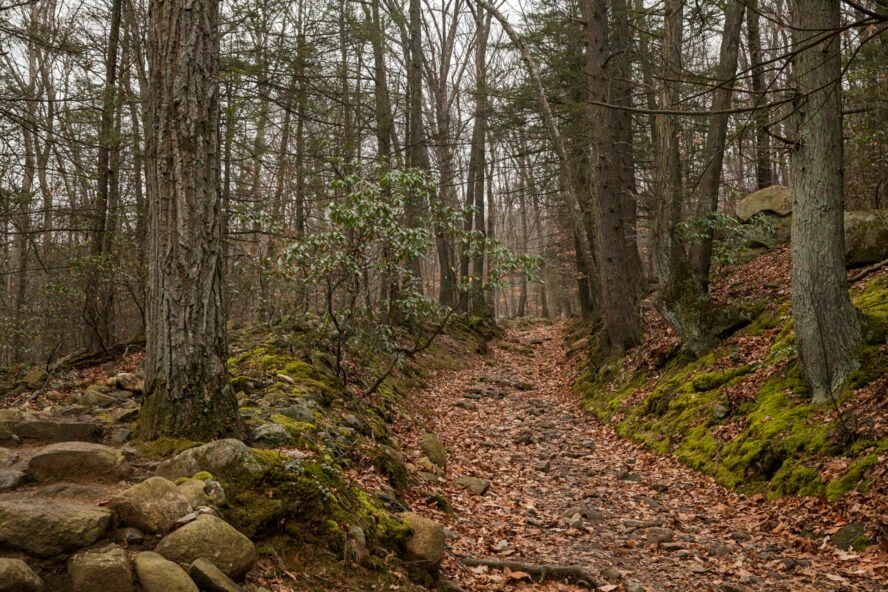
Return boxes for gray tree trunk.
[139,0,242,440]
[790,0,861,403]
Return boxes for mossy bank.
[575,260,888,510]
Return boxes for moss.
[192,471,214,481]
[691,364,754,392]
[770,464,824,497]
[135,437,201,459]
[271,414,319,434]
[745,306,777,336]
[231,375,252,393]
[826,454,880,500]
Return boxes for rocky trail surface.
[397,323,887,592]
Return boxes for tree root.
[458,556,597,588]
[848,257,888,284]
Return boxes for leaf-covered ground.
[395,322,887,592]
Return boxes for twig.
[458,556,597,588]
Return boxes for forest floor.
[393,322,888,592]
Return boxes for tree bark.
[582,0,642,355]
[790,0,861,402]
[652,0,715,355]
[139,0,242,439]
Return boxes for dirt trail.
[400,323,884,592]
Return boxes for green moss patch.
[576,273,888,500]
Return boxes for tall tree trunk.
[688,1,745,289]
[747,0,773,190]
[652,0,715,354]
[790,0,861,402]
[139,0,242,439]
[583,0,642,355]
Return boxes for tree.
[138,0,243,439]
[790,0,861,402]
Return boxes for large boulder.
[156,439,265,481]
[0,558,44,592]
[109,476,192,534]
[736,185,792,221]
[399,512,445,571]
[0,499,112,557]
[68,545,133,592]
[27,442,129,483]
[154,515,256,580]
[134,552,198,592]
[844,209,888,266]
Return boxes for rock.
[251,422,290,446]
[68,544,133,592]
[14,420,102,443]
[646,527,674,544]
[109,428,132,445]
[178,479,212,509]
[114,527,146,546]
[108,406,139,423]
[27,442,129,483]
[420,433,447,468]
[736,185,792,221]
[110,476,193,533]
[280,400,315,424]
[625,583,646,592]
[155,515,256,580]
[712,403,731,420]
[0,558,44,592]
[437,578,466,592]
[156,439,266,481]
[0,467,25,490]
[844,209,888,266]
[830,522,869,551]
[205,480,227,506]
[0,447,19,466]
[112,373,143,392]
[134,552,199,592]
[189,559,242,592]
[455,476,490,496]
[81,391,119,407]
[21,367,48,389]
[86,381,112,394]
[0,499,113,557]
[399,512,445,571]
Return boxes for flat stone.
[81,391,119,407]
[68,544,133,592]
[0,499,112,557]
[27,442,129,483]
[647,527,674,544]
[155,515,256,580]
[134,552,198,592]
[110,476,192,534]
[830,522,869,551]
[0,558,44,592]
[189,558,242,592]
[399,512,444,571]
[0,469,26,490]
[455,476,490,496]
[251,422,290,446]
[15,420,102,443]
[279,401,315,424]
[736,185,792,221]
[156,439,265,481]
[21,368,48,389]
